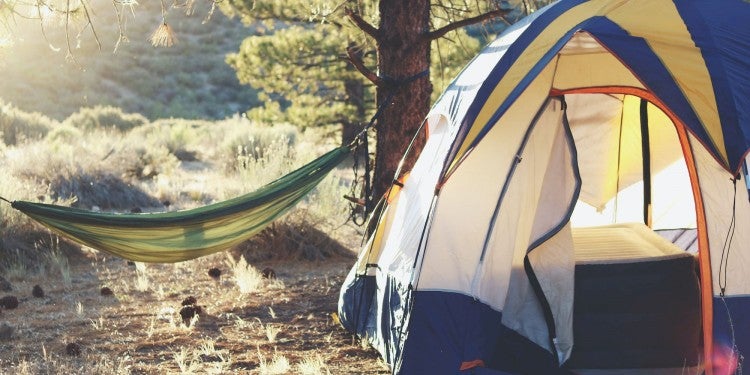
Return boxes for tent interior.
[552,32,703,372]
[560,93,702,373]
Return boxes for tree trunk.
[343,76,366,148]
[372,0,431,209]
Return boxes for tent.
[338,0,750,374]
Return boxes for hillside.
[0,2,259,120]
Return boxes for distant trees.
[220,0,506,213]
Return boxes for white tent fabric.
[690,132,750,296]
[418,61,557,297]
[567,94,696,229]
[502,99,578,363]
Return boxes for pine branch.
[35,3,61,52]
[80,0,102,51]
[346,46,382,87]
[345,8,379,41]
[426,9,509,41]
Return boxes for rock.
[65,342,82,356]
[100,287,114,296]
[208,267,221,279]
[0,323,14,340]
[261,267,276,279]
[179,305,199,326]
[181,296,197,306]
[0,296,19,309]
[32,285,44,298]
[0,276,12,292]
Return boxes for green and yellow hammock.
[6,146,351,263]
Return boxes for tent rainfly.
[338,0,750,374]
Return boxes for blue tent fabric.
[337,275,377,336]
[713,296,750,374]
[339,272,410,366]
[681,0,750,171]
[397,292,503,374]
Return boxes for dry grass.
[228,255,265,294]
[0,246,387,374]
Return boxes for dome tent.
[338,0,750,374]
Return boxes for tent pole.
[640,98,653,227]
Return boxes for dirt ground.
[0,239,389,374]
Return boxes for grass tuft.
[227,255,263,294]
[257,346,291,375]
[297,354,331,375]
[264,323,280,343]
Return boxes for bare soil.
[0,244,388,374]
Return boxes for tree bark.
[372,0,431,210]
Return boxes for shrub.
[222,122,299,172]
[45,124,83,143]
[64,106,148,132]
[114,144,180,181]
[136,118,213,155]
[0,101,56,145]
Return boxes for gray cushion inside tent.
[565,224,702,370]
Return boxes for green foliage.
[226,22,372,132]
[64,106,148,132]
[0,100,57,145]
[8,128,169,209]
[219,121,300,173]
[116,144,180,182]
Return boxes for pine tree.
[220,0,503,213]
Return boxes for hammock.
[7,146,351,263]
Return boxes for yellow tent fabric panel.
[552,50,644,91]
[607,0,725,164]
